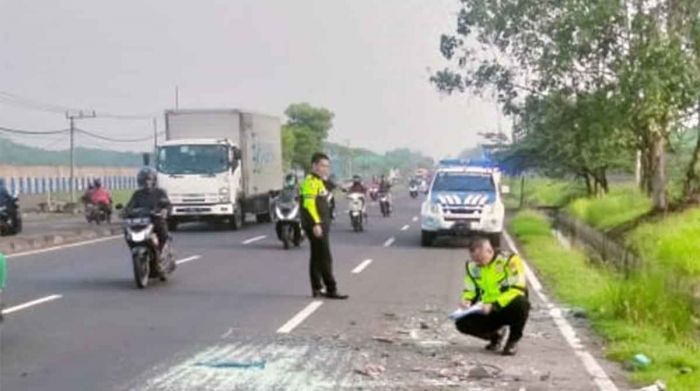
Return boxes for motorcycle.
[121,207,175,289]
[0,196,21,236]
[347,193,367,232]
[85,202,111,225]
[408,184,419,198]
[368,185,379,202]
[275,195,304,250]
[379,192,392,217]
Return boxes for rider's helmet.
[137,167,158,189]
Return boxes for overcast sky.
[0,0,503,158]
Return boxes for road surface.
[1,193,626,390]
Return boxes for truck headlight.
[219,187,229,195]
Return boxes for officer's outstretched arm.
[495,254,527,309]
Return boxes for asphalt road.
[0,193,626,390]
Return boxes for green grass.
[504,176,587,209]
[567,185,652,230]
[627,207,700,277]
[510,210,700,389]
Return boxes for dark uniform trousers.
[305,224,337,294]
[455,295,530,344]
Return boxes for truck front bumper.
[170,203,234,219]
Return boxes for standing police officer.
[300,152,348,300]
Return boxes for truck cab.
[157,139,243,230]
[420,166,508,248]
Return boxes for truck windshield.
[431,173,494,192]
[157,145,229,175]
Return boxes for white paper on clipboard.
[448,302,485,321]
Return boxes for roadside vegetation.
[510,210,700,389]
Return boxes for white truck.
[420,165,509,248]
[157,109,283,230]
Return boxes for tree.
[282,103,335,171]
[432,0,700,210]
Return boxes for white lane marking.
[7,235,121,259]
[352,259,373,274]
[176,255,201,265]
[503,231,618,391]
[277,301,324,334]
[401,225,410,231]
[383,237,395,247]
[2,294,63,315]
[242,235,266,245]
[412,216,418,222]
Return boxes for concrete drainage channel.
[0,226,122,255]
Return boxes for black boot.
[485,327,507,351]
[324,291,349,300]
[502,341,518,356]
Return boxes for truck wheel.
[421,231,435,247]
[230,204,243,230]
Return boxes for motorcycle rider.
[90,178,113,220]
[347,175,368,212]
[0,179,20,232]
[124,168,172,255]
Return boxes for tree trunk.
[599,168,609,194]
[682,100,700,199]
[583,173,593,196]
[650,133,667,211]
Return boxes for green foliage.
[567,186,652,230]
[504,176,587,209]
[281,103,335,171]
[434,0,700,209]
[0,137,144,167]
[627,207,700,277]
[510,210,700,389]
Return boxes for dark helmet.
[352,175,361,184]
[93,178,102,188]
[137,167,157,188]
[285,173,297,187]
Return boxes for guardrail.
[0,175,137,195]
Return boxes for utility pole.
[153,117,158,152]
[65,110,96,203]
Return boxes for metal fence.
[0,175,138,195]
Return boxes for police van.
[420,165,508,247]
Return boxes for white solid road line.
[242,235,267,245]
[176,255,201,265]
[351,259,373,274]
[7,235,122,259]
[277,300,324,334]
[383,237,395,247]
[2,294,63,315]
[503,231,618,391]
[400,225,410,231]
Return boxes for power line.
[76,128,165,143]
[0,125,69,135]
[0,91,73,113]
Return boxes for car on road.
[420,165,508,247]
